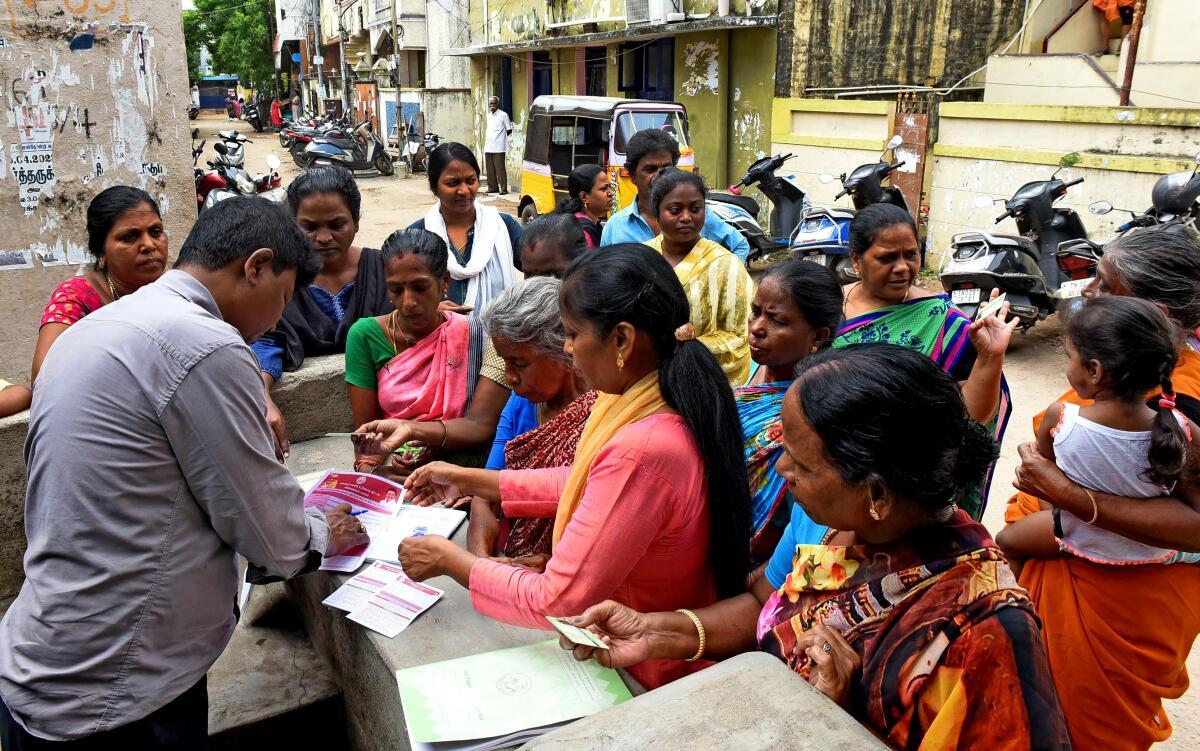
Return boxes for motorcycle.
[1088,149,1200,242]
[790,134,908,283]
[285,116,351,168]
[243,101,264,133]
[404,131,442,174]
[708,153,812,269]
[194,128,284,211]
[939,153,1097,328]
[303,121,394,176]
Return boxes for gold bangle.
[437,419,448,449]
[676,608,706,662]
[1082,487,1099,524]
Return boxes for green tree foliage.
[187,0,277,90]
[182,10,204,81]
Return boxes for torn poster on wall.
[0,22,169,268]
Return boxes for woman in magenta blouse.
[353,243,751,689]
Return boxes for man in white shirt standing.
[484,96,513,195]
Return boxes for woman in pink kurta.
[355,243,753,689]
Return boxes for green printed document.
[395,639,632,749]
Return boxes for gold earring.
[869,501,881,521]
[616,353,625,371]
[810,345,819,354]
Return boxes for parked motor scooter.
[288,117,351,168]
[304,121,394,176]
[790,134,908,283]
[939,153,1096,328]
[708,152,812,269]
[405,132,442,173]
[243,101,264,133]
[1089,150,1200,242]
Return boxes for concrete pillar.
[0,1,194,381]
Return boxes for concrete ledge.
[272,354,355,444]
[522,651,887,751]
[0,356,351,603]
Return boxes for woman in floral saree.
[556,345,1070,751]
[737,260,843,564]
[834,203,1017,519]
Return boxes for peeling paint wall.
[675,30,728,186]
[727,27,775,212]
[0,1,193,381]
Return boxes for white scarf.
[422,201,516,317]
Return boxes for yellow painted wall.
[927,103,1200,265]
[726,27,776,193]
[675,30,730,186]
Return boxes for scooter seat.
[709,192,761,216]
[952,230,1033,252]
[323,138,356,150]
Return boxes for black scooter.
[939,153,1096,328]
[708,153,810,268]
[1089,149,1200,242]
[303,121,394,176]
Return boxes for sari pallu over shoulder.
[756,513,1070,750]
[375,312,485,421]
[834,295,1013,520]
[735,380,793,562]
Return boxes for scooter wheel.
[375,153,395,176]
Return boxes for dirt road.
[203,114,1198,747]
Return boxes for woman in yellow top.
[643,169,753,385]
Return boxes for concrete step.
[1094,53,1120,74]
[208,581,347,749]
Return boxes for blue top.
[600,199,750,261]
[484,394,540,470]
[764,500,831,589]
[250,281,357,381]
[409,213,524,304]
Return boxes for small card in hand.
[975,292,1007,321]
[547,616,609,650]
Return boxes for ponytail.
[1148,370,1190,488]
[659,337,752,598]
[561,244,751,597]
[557,164,604,216]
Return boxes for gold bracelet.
[676,608,706,662]
[1082,487,1099,524]
[437,419,448,449]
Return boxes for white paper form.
[322,561,409,612]
[365,505,467,563]
[347,578,443,638]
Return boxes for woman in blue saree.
[738,260,845,564]
[834,203,1018,519]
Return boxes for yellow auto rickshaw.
[516,96,694,223]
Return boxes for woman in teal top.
[345,228,509,477]
[833,203,1018,519]
[738,260,844,567]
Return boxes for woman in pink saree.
[345,229,510,477]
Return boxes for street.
[222,115,1199,748]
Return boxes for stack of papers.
[395,639,632,751]
[302,470,466,571]
[323,561,444,638]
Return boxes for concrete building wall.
[785,0,1024,95]
[770,98,893,209]
[927,103,1200,266]
[0,0,196,381]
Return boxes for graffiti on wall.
[0,21,166,269]
[681,40,719,97]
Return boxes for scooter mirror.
[885,134,903,151]
[818,173,836,184]
[1088,200,1113,215]
[267,153,281,171]
[973,195,996,209]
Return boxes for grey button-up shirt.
[0,270,329,740]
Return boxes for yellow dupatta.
[551,371,669,546]
[644,236,754,385]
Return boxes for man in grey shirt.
[0,197,368,748]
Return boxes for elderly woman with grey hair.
[412,276,596,568]
[1006,225,1200,750]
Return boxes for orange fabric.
[1092,0,1135,23]
[1005,345,1200,750]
